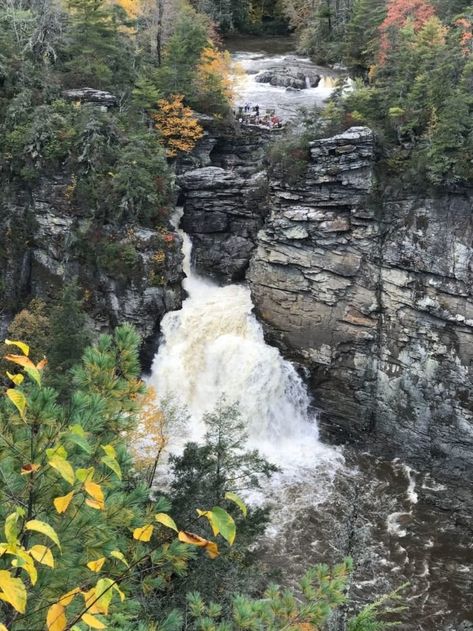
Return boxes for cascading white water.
[148,225,339,478]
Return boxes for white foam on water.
[147,223,342,498]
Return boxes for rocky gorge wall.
[181,124,473,480]
[0,176,183,366]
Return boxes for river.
[147,40,473,630]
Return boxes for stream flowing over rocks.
[172,41,473,629]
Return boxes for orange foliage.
[113,0,142,17]
[455,17,473,55]
[379,0,436,63]
[153,95,204,158]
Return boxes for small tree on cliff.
[153,94,204,157]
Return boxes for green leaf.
[208,507,236,545]
[46,446,68,459]
[4,512,20,545]
[48,455,75,485]
[225,492,247,517]
[101,455,121,480]
[6,389,27,420]
[76,467,95,482]
[66,432,92,454]
[101,444,116,458]
[110,550,129,567]
[155,513,178,532]
[25,520,61,550]
[6,372,24,386]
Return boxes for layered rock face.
[248,127,473,478]
[178,125,274,281]
[0,177,183,365]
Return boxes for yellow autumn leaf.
[5,339,29,356]
[29,545,54,568]
[95,578,114,614]
[11,552,37,586]
[178,531,209,547]
[81,613,106,629]
[5,355,41,385]
[0,570,27,613]
[47,603,67,631]
[25,520,61,550]
[6,371,24,385]
[205,541,219,559]
[155,513,178,532]
[6,389,26,420]
[82,587,102,614]
[133,524,153,542]
[85,498,104,510]
[84,481,104,510]
[48,455,75,485]
[54,491,74,514]
[58,587,80,606]
[0,623,8,631]
[87,558,105,573]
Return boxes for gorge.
[143,44,473,628]
[1,14,473,628]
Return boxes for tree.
[153,95,204,157]
[0,327,243,630]
[59,0,134,90]
[156,405,277,613]
[194,47,235,115]
[155,3,210,98]
[378,0,436,64]
[47,280,91,377]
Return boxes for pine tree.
[60,0,134,90]
[47,280,91,377]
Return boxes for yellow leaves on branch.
[127,387,168,467]
[46,603,66,631]
[178,531,219,559]
[87,558,106,573]
[54,491,74,514]
[29,545,55,568]
[85,481,105,510]
[153,95,204,158]
[0,570,27,614]
[133,524,154,542]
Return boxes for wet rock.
[178,124,274,281]
[255,67,321,89]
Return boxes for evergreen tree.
[47,280,91,377]
[159,404,277,613]
[59,0,134,90]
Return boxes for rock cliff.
[0,177,183,366]
[178,124,274,280]
[246,127,473,479]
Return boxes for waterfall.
[305,76,311,89]
[148,226,338,476]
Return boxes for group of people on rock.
[236,103,283,129]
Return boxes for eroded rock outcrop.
[0,177,183,365]
[178,124,275,280]
[248,127,473,479]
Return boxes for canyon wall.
[0,177,183,365]
[181,124,473,479]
